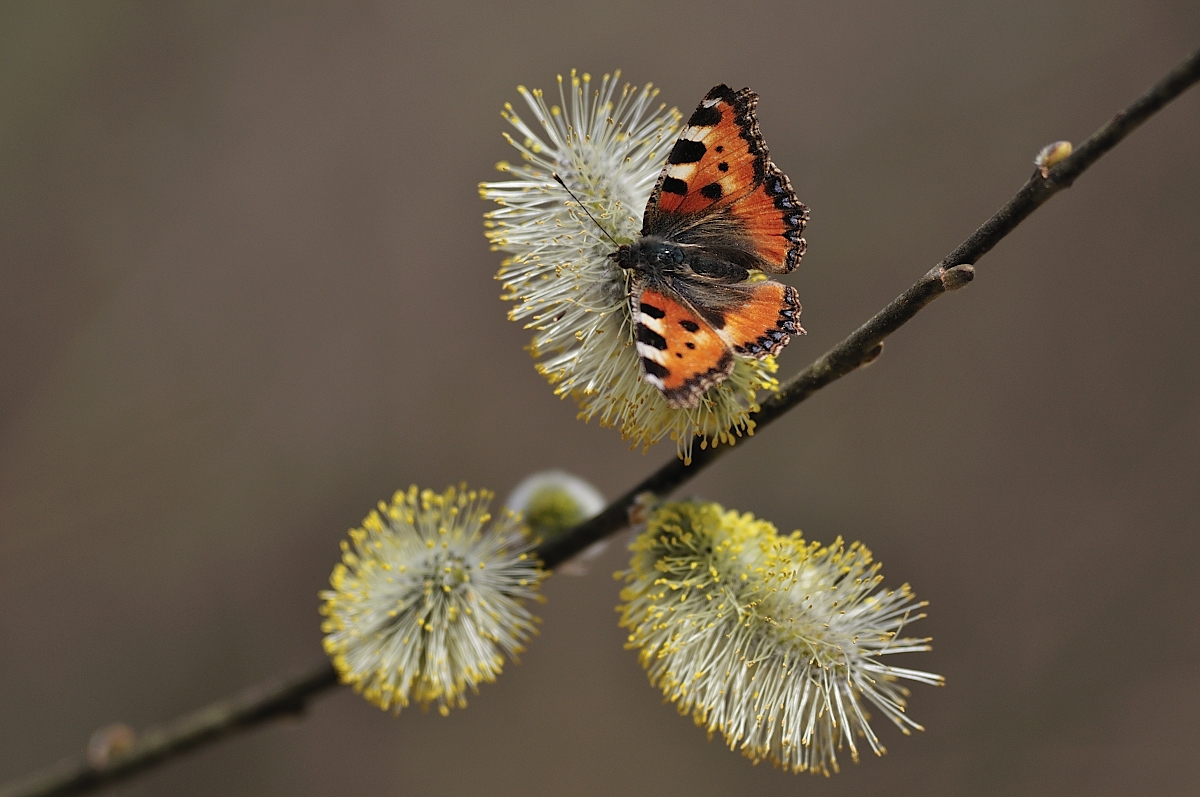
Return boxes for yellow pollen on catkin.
[480,70,781,461]
[617,500,943,776]
[319,485,546,716]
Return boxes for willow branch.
[4,43,1197,797]
[0,665,338,797]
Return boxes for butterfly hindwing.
[722,163,808,274]
[711,280,804,358]
[634,284,734,409]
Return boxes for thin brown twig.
[0,665,338,797]
[3,43,1197,797]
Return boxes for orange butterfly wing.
[648,87,764,217]
[633,286,734,409]
[724,165,808,273]
[643,85,808,274]
[714,280,804,357]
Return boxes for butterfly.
[612,84,808,409]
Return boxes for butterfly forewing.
[634,285,734,409]
[646,86,764,218]
[643,85,807,275]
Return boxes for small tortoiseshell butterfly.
[613,84,808,409]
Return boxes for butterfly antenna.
[552,173,621,247]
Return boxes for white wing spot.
[638,314,666,333]
[665,163,698,182]
[636,342,668,364]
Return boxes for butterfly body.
[612,84,809,409]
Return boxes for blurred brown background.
[2,2,1199,795]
